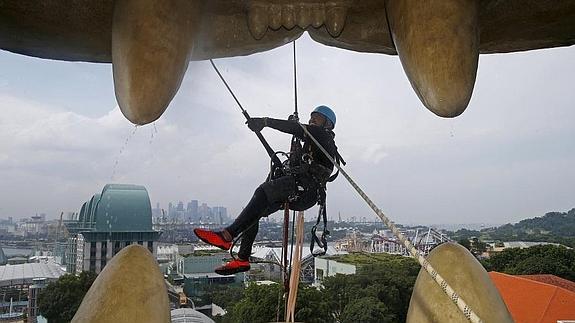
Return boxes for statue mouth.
[1,0,574,125]
[247,0,351,39]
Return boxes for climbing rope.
[210,42,483,322]
[284,40,301,319]
[209,59,283,169]
[298,123,483,323]
[211,48,302,322]
[292,41,299,117]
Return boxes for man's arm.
[265,118,304,137]
[247,117,327,141]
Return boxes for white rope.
[299,123,483,323]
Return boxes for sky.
[1,34,574,225]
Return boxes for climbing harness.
[309,191,328,256]
[210,42,342,322]
[210,41,482,323]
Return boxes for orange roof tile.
[518,274,575,294]
[489,272,575,323]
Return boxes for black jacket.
[265,118,337,175]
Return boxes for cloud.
[0,36,574,225]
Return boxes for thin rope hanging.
[287,39,299,291]
[293,41,298,118]
[285,40,302,320]
[209,50,483,323]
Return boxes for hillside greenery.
[481,244,575,281]
[451,208,575,247]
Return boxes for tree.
[293,284,332,323]
[321,255,419,322]
[220,253,420,322]
[340,297,395,323]
[197,284,245,308]
[458,238,471,250]
[38,271,97,323]
[226,283,283,323]
[482,245,575,281]
[222,283,333,323]
[467,238,488,256]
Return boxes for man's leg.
[199,176,294,275]
[193,185,269,251]
[225,174,295,236]
[237,221,258,260]
[225,186,268,238]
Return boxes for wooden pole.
[286,211,305,322]
[282,203,290,321]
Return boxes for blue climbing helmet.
[311,105,336,129]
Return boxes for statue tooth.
[325,5,348,37]
[295,4,312,29]
[282,4,296,30]
[72,245,170,323]
[112,0,199,125]
[268,4,282,30]
[248,3,269,40]
[311,3,325,28]
[387,0,480,117]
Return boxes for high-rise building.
[198,203,210,222]
[168,202,175,220]
[188,200,199,222]
[152,202,162,219]
[212,207,228,224]
[64,184,161,274]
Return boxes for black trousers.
[226,174,318,260]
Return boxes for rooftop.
[184,273,230,279]
[251,245,345,265]
[489,271,575,323]
[322,251,410,266]
[0,262,65,287]
[518,274,575,293]
[66,183,155,233]
[502,241,567,249]
[171,308,215,323]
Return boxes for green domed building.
[64,184,161,274]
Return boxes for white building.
[313,257,356,286]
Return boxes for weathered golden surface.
[407,242,513,323]
[112,0,200,124]
[2,1,572,60]
[387,0,479,117]
[0,0,574,122]
[71,245,170,323]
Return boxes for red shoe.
[215,259,250,276]
[194,228,232,251]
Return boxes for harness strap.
[327,149,346,182]
[310,189,329,256]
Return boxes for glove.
[246,117,266,132]
[288,114,299,122]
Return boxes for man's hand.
[246,117,266,132]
